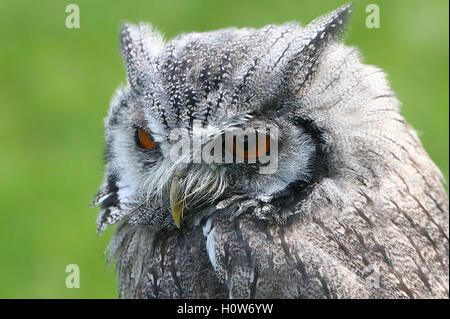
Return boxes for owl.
[93,4,449,298]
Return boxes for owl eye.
[231,133,271,160]
[136,128,158,149]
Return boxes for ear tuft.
[286,3,353,96]
[119,23,164,96]
[305,3,353,43]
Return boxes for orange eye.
[232,133,271,160]
[136,128,158,149]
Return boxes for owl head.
[93,4,405,232]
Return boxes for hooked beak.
[168,165,227,228]
[170,176,184,228]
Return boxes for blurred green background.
[0,0,448,298]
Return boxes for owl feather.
[93,4,449,298]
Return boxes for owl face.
[94,5,360,231]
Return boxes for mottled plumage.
[93,4,449,298]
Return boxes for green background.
[0,0,448,298]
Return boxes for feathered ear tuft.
[286,3,353,96]
[305,3,352,43]
[119,23,164,97]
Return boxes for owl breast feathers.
[93,4,449,298]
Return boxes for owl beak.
[170,176,184,228]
